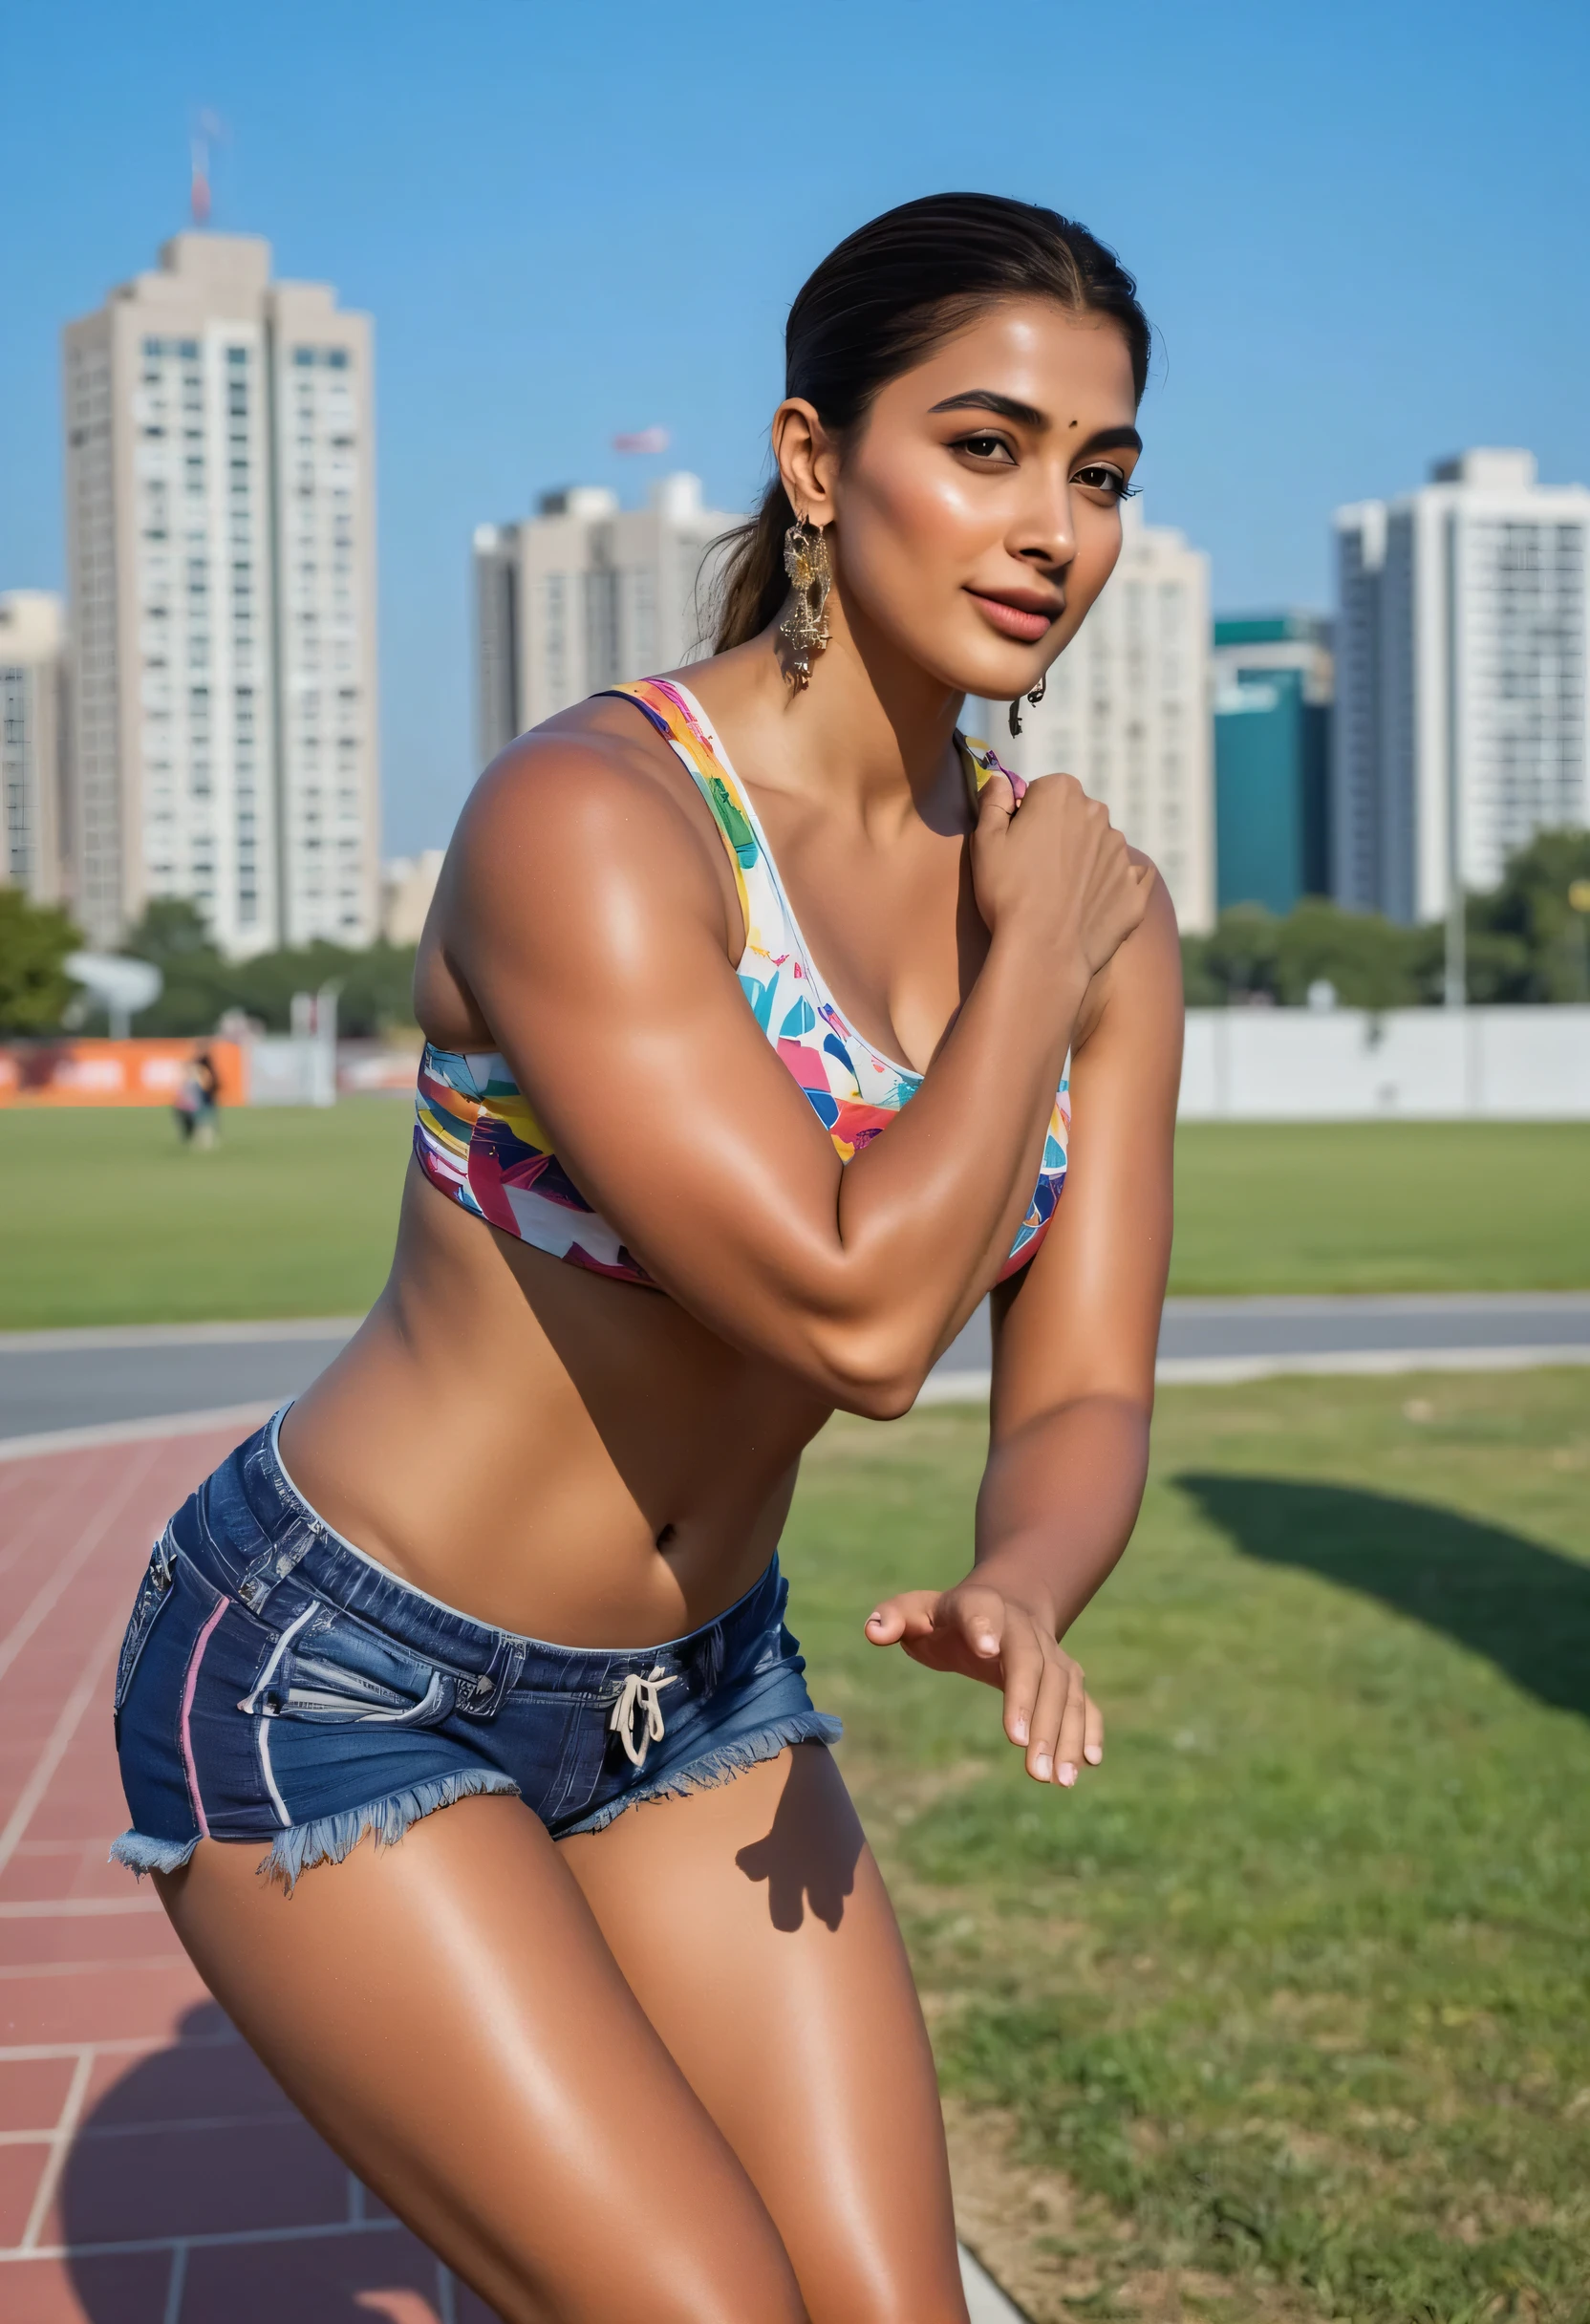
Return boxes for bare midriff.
[277,1162,832,1649]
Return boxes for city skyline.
[1333,449,1590,927]
[3,0,1585,857]
[61,231,378,957]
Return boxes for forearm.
[803,932,1085,1397]
[971,1395,1150,1637]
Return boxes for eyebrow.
[929,392,1144,460]
[929,390,1046,427]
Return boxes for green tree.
[118,902,418,1038]
[123,897,219,963]
[0,891,82,1035]
[1272,896,1424,1008]
[1468,827,1590,1001]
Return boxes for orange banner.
[0,1039,247,1108]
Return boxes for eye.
[953,432,1017,465]
[1074,462,1137,500]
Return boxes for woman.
[112,193,1181,2322]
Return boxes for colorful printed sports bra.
[414,677,1070,1287]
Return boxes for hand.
[864,1580,1103,1789]
[971,765,1153,981]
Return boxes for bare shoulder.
[439,706,731,958]
[1073,851,1183,1054]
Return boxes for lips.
[967,591,1064,644]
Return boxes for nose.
[1013,460,1075,574]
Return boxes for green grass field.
[0,1107,1585,1329]
[784,1369,1590,2323]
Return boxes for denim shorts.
[112,1409,840,1888]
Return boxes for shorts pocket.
[114,1532,178,1715]
[242,1606,456,1732]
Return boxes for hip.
[111,1409,840,1888]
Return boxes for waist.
[176,1408,795,1690]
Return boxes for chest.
[740,795,990,1080]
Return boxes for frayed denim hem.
[260,1768,523,1892]
[559,1710,844,1839]
[110,1830,200,1879]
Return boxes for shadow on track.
[62,2000,462,2321]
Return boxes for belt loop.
[236,1522,314,1614]
[458,1634,523,1720]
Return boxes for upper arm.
[988,865,1183,1435]
[437,737,856,1353]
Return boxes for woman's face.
[806,297,1142,702]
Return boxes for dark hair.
[711,192,1151,653]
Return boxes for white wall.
[1179,1007,1590,1119]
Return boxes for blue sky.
[3,0,1586,855]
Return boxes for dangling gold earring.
[779,515,832,690]
[1008,671,1047,738]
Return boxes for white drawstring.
[609,1666,677,1768]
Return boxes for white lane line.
[0,2032,237,2062]
[0,1403,277,1463]
[0,1437,158,1683]
[916,1345,1590,1406]
[0,1895,164,1918]
[161,2244,187,2324]
[1153,1343,1590,1384]
[0,1602,135,1877]
[0,2213,407,2261]
[0,1319,360,1353]
[20,2046,94,2249]
[0,1452,92,1584]
[1160,1290,1590,1319]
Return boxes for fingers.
[975,769,1018,833]
[1018,1644,1101,1792]
[1054,1659,1088,1788]
[863,1589,940,1646]
[866,1588,1104,1795]
[1021,1640,1067,1782]
[988,1603,1043,1752]
[950,1585,1005,1666]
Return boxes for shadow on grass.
[1178,1473,1590,1722]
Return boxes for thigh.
[156,1795,806,2324]
[559,1746,969,2324]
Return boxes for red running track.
[0,1428,489,2324]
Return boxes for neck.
[720,581,969,836]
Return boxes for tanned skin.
[155,297,1182,2324]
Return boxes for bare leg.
[155,1796,806,2324]
[560,1746,969,2324]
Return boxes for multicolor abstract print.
[412,676,1069,1288]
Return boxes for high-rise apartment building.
[971,504,1214,932]
[62,233,378,956]
[1333,449,1590,923]
[473,472,737,763]
[0,592,69,905]
[1213,613,1333,915]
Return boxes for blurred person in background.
[111,194,1180,2322]
[172,1047,221,1150]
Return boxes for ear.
[772,398,841,526]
